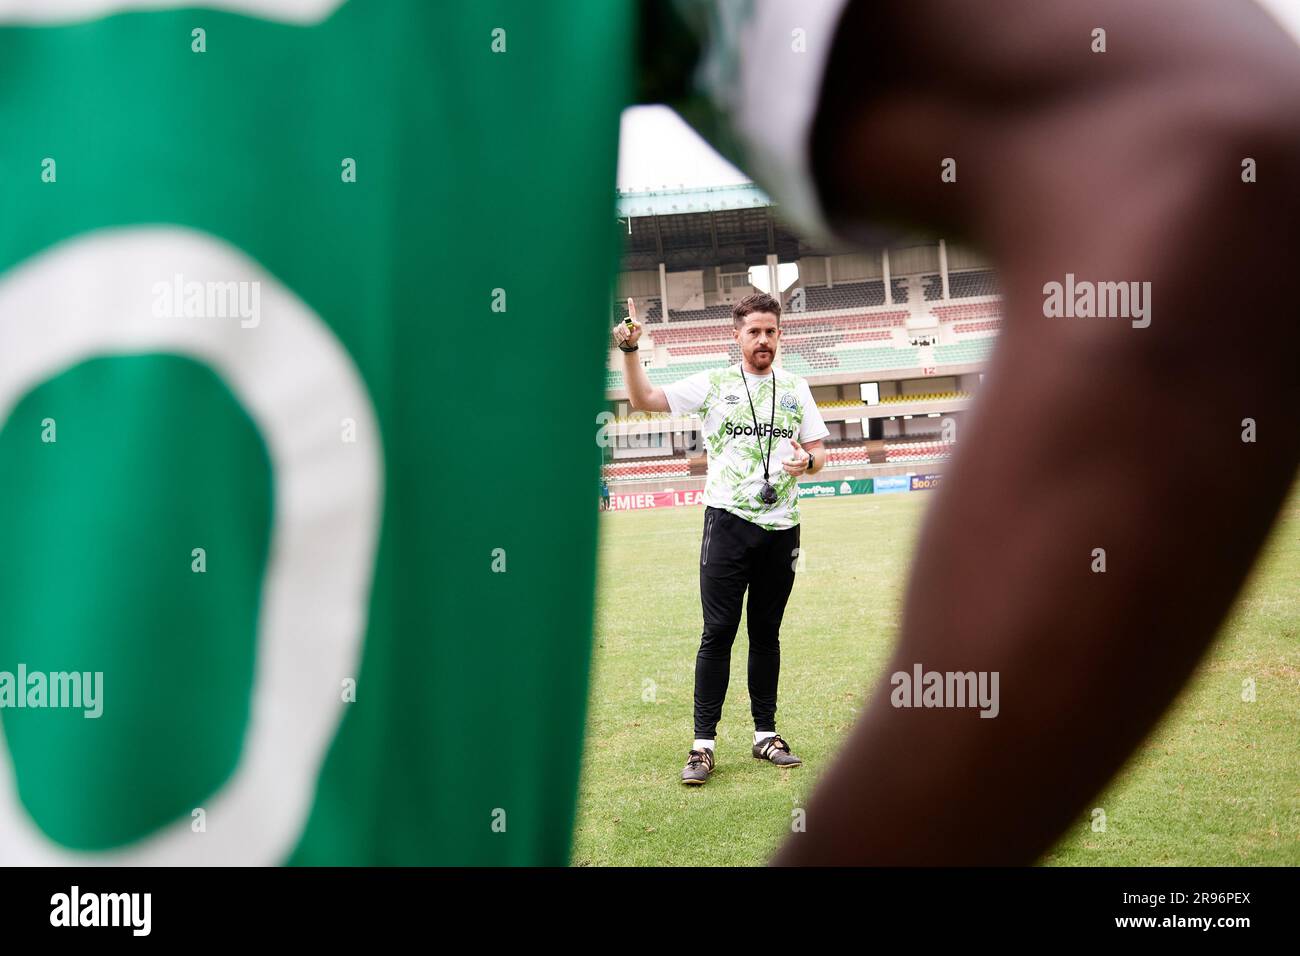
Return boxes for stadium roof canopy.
[615,184,840,272]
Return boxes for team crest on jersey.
[780,393,798,412]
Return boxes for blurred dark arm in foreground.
[776,0,1300,864]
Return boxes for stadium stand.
[883,436,955,463]
[825,398,879,408]
[878,391,970,405]
[798,279,886,311]
[784,312,905,332]
[606,200,1001,485]
[774,345,922,376]
[605,360,733,390]
[903,270,1000,306]
[603,457,691,482]
[933,302,1001,324]
[633,324,734,344]
[608,290,1004,386]
[932,340,995,365]
[953,320,1001,335]
[882,430,938,442]
[947,269,999,298]
[834,346,922,372]
[815,397,963,409]
[606,307,921,387]
[614,297,665,323]
[667,304,733,323]
[663,344,737,360]
[825,444,873,466]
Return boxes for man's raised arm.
[613,298,670,413]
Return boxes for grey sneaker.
[680,748,715,785]
[752,734,802,767]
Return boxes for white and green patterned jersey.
[663,364,829,530]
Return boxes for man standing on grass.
[613,292,830,785]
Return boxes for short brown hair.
[733,292,782,328]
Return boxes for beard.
[747,347,774,369]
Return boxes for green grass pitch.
[572,488,1299,866]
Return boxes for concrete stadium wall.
[616,270,660,299]
[888,243,941,275]
[665,270,706,310]
[898,376,960,395]
[824,252,883,282]
[798,257,827,285]
[881,414,963,439]
[945,244,992,271]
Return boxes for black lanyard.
[740,367,776,484]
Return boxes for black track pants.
[694,505,800,739]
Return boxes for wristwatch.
[619,342,639,353]
[805,451,815,471]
